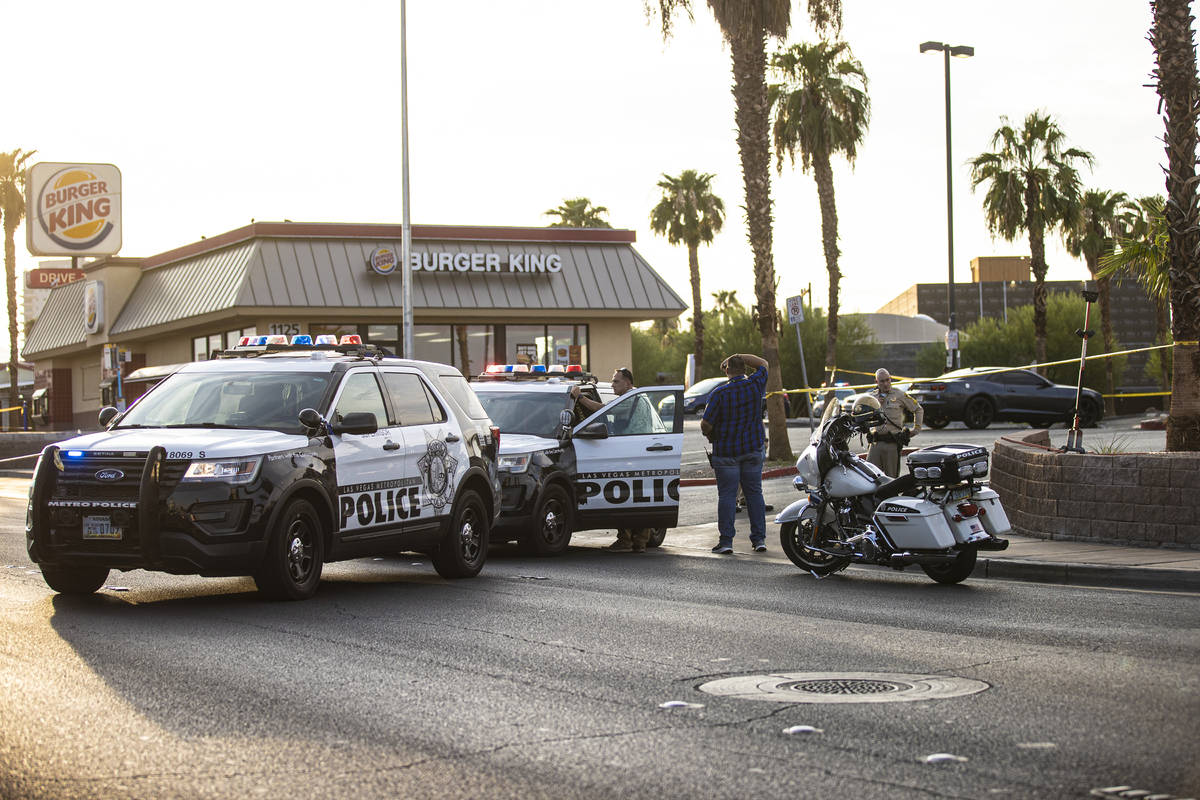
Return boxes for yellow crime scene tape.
[766,340,1191,400]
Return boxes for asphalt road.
[1,487,1197,799]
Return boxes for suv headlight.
[497,453,531,473]
[182,457,262,484]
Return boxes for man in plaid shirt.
[700,352,770,554]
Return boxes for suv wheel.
[254,499,324,600]
[41,564,109,595]
[433,489,489,578]
[646,527,667,548]
[523,484,573,556]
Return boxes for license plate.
[966,529,990,542]
[947,486,973,501]
[82,515,122,540]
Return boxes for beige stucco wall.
[587,318,633,379]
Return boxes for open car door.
[571,385,684,531]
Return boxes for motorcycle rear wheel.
[920,547,978,584]
[780,519,850,577]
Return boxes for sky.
[3,0,1165,354]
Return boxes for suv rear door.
[572,386,684,531]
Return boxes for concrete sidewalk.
[573,524,1200,594]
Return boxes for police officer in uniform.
[864,368,923,478]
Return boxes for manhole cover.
[697,672,990,704]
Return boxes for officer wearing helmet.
[859,368,923,478]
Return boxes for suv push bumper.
[28,445,271,577]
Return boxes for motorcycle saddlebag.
[873,498,956,549]
[972,487,1012,537]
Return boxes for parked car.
[811,384,854,418]
[907,367,1103,430]
[682,376,791,416]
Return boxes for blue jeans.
[713,450,765,547]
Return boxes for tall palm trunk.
[1024,183,1049,371]
[687,243,704,370]
[1154,0,1200,450]
[729,22,790,459]
[4,217,18,417]
[813,153,840,375]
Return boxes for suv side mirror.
[574,421,609,439]
[98,406,120,428]
[331,411,378,435]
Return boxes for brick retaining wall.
[990,429,1200,549]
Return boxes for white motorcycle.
[774,400,1011,584]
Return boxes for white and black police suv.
[25,335,501,600]
[470,365,683,555]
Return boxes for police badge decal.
[417,432,459,510]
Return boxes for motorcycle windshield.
[811,393,842,445]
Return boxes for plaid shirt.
[702,366,767,457]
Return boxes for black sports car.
[907,367,1103,430]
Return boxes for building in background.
[878,255,1160,382]
[22,222,685,429]
[849,313,948,380]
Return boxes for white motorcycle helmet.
[849,393,881,423]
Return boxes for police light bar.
[531,364,547,373]
[252,336,269,346]
[238,336,253,346]
[315,334,338,345]
[484,364,508,374]
[565,364,583,373]
[339,335,362,345]
[290,334,313,345]
[547,364,565,374]
[265,335,289,345]
[512,364,530,373]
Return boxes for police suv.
[26,335,501,600]
[470,365,683,555]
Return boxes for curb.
[976,557,1200,593]
[680,466,797,488]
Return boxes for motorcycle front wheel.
[780,518,850,577]
[920,546,978,585]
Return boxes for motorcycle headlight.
[913,467,928,479]
[927,466,942,479]
[972,461,988,475]
[182,457,262,484]
[498,453,531,473]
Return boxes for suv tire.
[433,489,489,578]
[41,564,109,595]
[523,484,573,556]
[254,499,324,601]
[646,527,667,548]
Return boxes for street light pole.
[920,41,973,371]
[400,0,414,359]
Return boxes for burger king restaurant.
[22,222,686,429]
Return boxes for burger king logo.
[368,246,398,276]
[26,162,122,256]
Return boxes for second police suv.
[470,365,684,555]
[26,335,501,600]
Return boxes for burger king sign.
[26,162,122,256]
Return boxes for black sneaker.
[753,544,767,553]
[711,544,734,554]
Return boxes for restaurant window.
[367,324,399,352]
[192,333,224,362]
[413,325,452,364]
[502,324,587,370]
[311,322,361,343]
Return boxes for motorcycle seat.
[875,473,916,501]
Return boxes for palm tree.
[1150,0,1200,452]
[650,170,725,370]
[1100,196,1171,391]
[769,40,870,379]
[1065,189,1130,415]
[650,1,843,461]
[969,112,1093,370]
[0,149,35,414]
[544,198,612,228]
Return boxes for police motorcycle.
[774,395,1011,584]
